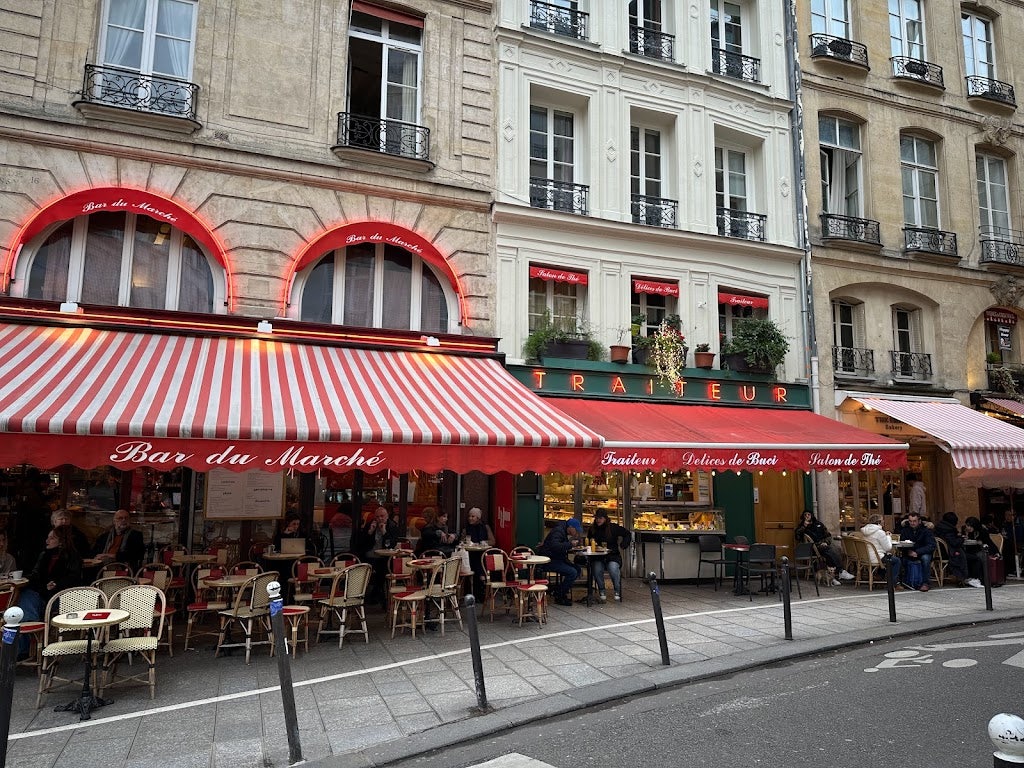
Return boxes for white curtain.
[103,0,146,69]
[81,212,125,305]
[27,221,74,301]
[155,0,195,78]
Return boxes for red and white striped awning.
[0,323,601,474]
[855,397,1024,469]
[984,398,1024,418]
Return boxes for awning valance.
[547,399,907,472]
[718,291,769,310]
[851,397,1024,469]
[0,323,601,474]
[632,278,679,297]
[529,266,588,285]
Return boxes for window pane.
[130,216,170,309]
[342,245,374,326]
[818,116,836,146]
[351,11,382,35]
[178,235,214,313]
[27,221,74,301]
[81,212,126,306]
[104,0,146,69]
[528,277,548,332]
[420,267,448,333]
[301,257,335,323]
[380,245,412,329]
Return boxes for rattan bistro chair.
[424,556,463,635]
[216,571,279,664]
[317,563,372,648]
[36,587,106,708]
[99,585,165,699]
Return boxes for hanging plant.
[649,320,688,391]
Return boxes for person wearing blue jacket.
[540,517,582,606]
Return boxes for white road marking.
[467,755,558,768]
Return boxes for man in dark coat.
[92,508,146,571]
[539,517,582,606]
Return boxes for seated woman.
[935,512,979,588]
[415,508,457,557]
[586,509,631,602]
[964,515,998,584]
[273,513,313,555]
[796,510,853,584]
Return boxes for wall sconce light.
[256,320,273,334]
[420,335,441,347]
[59,302,83,314]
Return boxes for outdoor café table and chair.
[507,551,550,625]
[572,545,609,606]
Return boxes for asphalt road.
[390,619,1024,768]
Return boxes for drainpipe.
[782,0,822,515]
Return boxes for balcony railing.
[530,178,589,215]
[890,350,933,381]
[629,24,674,61]
[716,207,767,241]
[903,227,958,258]
[631,194,678,228]
[833,346,875,377]
[820,213,881,245]
[529,0,589,40]
[76,64,199,121]
[966,76,1017,107]
[335,113,430,162]
[891,57,944,88]
[809,34,869,68]
[711,48,761,83]
[980,226,1024,267]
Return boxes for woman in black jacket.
[795,510,852,583]
[16,526,83,656]
[586,509,631,602]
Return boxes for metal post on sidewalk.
[462,595,489,712]
[883,553,897,623]
[267,581,303,765]
[780,557,792,640]
[988,713,1024,766]
[982,544,994,611]
[0,607,23,767]
[647,572,670,666]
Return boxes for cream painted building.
[797,0,1024,532]
[493,0,806,372]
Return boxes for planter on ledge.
[693,351,716,369]
[542,338,591,360]
[609,344,631,364]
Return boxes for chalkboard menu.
[205,469,285,520]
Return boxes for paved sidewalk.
[5,578,1023,768]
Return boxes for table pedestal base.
[54,691,112,720]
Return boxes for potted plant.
[649,319,688,388]
[987,351,1004,367]
[693,343,715,369]
[609,327,631,364]
[523,312,601,361]
[720,317,789,374]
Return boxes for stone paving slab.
[3,579,1022,768]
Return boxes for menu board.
[205,469,285,520]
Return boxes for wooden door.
[753,472,805,553]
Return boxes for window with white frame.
[892,305,924,377]
[819,116,862,217]
[629,0,667,57]
[21,212,218,312]
[889,0,924,59]
[347,7,424,156]
[962,12,994,78]
[977,153,1010,233]
[97,0,197,112]
[832,300,867,374]
[297,243,450,333]
[631,126,666,224]
[631,290,671,335]
[900,135,939,228]
[718,293,767,346]
[530,105,580,212]
[528,274,582,333]
[811,0,849,38]
[715,146,748,212]
[710,0,746,74]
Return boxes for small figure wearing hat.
[588,509,631,602]
[539,517,583,606]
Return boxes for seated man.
[539,517,582,606]
[899,511,936,591]
[92,508,146,571]
[358,506,399,605]
[935,511,980,588]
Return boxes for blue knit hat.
[566,518,583,532]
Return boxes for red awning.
[547,399,907,472]
[0,323,601,474]
[529,266,588,285]
[718,291,769,310]
[632,278,679,297]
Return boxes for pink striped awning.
[984,398,1024,418]
[0,323,601,474]
[855,397,1024,469]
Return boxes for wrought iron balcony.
[820,213,881,245]
[631,194,678,228]
[890,350,932,381]
[891,57,944,88]
[335,113,430,162]
[530,178,589,215]
[903,227,958,258]
[711,48,761,83]
[76,64,199,121]
[809,34,868,68]
[966,76,1016,107]
[529,0,589,40]
[716,207,767,241]
[832,346,875,377]
[980,226,1024,268]
[629,25,674,61]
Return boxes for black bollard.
[267,582,303,765]
[982,545,994,611]
[462,595,489,712]
[647,572,670,666]
[0,607,23,767]
[780,557,793,640]
[884,553,897,623]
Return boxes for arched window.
[297,242,452,333]
[19,211,219,312]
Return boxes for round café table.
[51,608,130,720]
[508,555,550,624]
[573,548,609,606]
[722,543,750,595]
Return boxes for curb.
[308,608,1020,767]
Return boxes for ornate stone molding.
[991,276,1024,308]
